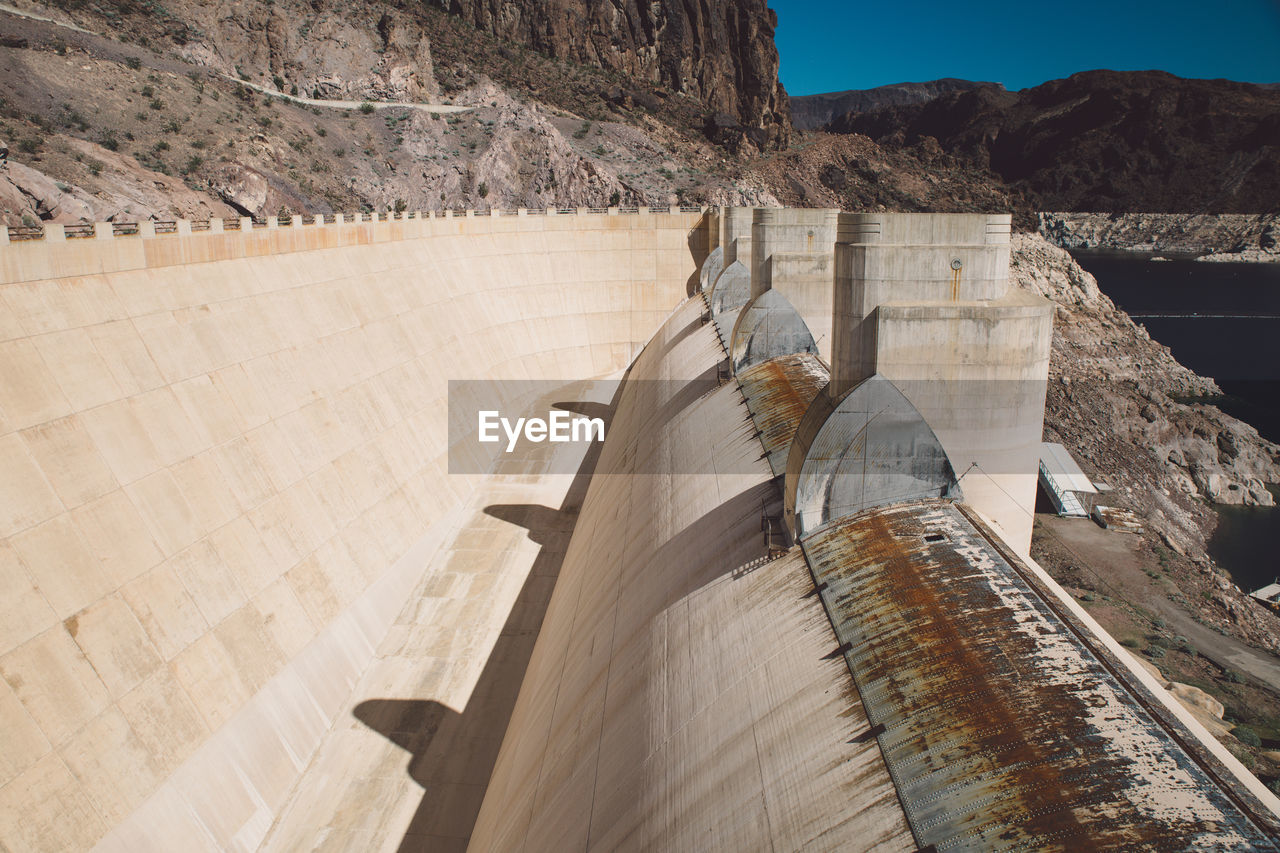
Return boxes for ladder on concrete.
[1039,461,1089,517]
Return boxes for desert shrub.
[360,102,375,114]
[1233,726,1262,747]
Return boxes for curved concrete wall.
[468,296,914,852]
[0,211,703,852]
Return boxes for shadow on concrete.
[353,387,615,852]
[686,211,713,297]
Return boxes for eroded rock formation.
[431,0,791,148]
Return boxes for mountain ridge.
[790,78,998,130]
[826,69,1280,213]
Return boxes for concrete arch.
[707,259,750,326]
[697,245,723,293]
[728,289,820,375]
[785,374,960,539]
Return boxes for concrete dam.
[0,208,1277,852]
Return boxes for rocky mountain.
[427,0,791,149]
[28,0,788,151]
[830,70,1280,213]
[0,1,783,223]
[790,78,996,130]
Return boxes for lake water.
[1069,251,1280,591]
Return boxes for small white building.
[1039,442,1099,517]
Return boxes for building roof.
[1041,441,1098,494]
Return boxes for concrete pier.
[829,212,1052,554]
[749,208,840,361]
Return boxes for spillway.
[0,209,1278,852]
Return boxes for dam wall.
[470,280,1280,850]
[468,297,916,852]
[0,209,704,852]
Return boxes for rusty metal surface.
[736,353,828,479]
[801,500,1280,852]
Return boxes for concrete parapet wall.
[0,208,708,287]
[836,211,1012,246]
[0,211,704,852]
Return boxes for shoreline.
[1039,212,1280,263]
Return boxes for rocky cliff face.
[1039,212,1280,262]
[790,79,996,131]
[832,71,1280,214]
[1014,234,1280,528]
[430,0,790,149]
[1015,233,1280,651]
[0,4,780,221]
[33,0,789,151]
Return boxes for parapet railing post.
[93,222,113,240]
[608,206,619,216]
[46,223,66,242]
[334,213,344,226]
[0,225,9,245]
[239,216,252,232]
[517,208,527,217]
[176,219,192,235]
[209,218,224,233]
[291,214,303,228]
[267,215,279,229]
[139,220,156,238]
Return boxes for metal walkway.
[1040,459,1090,517]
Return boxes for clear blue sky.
[771,0,1280,94]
